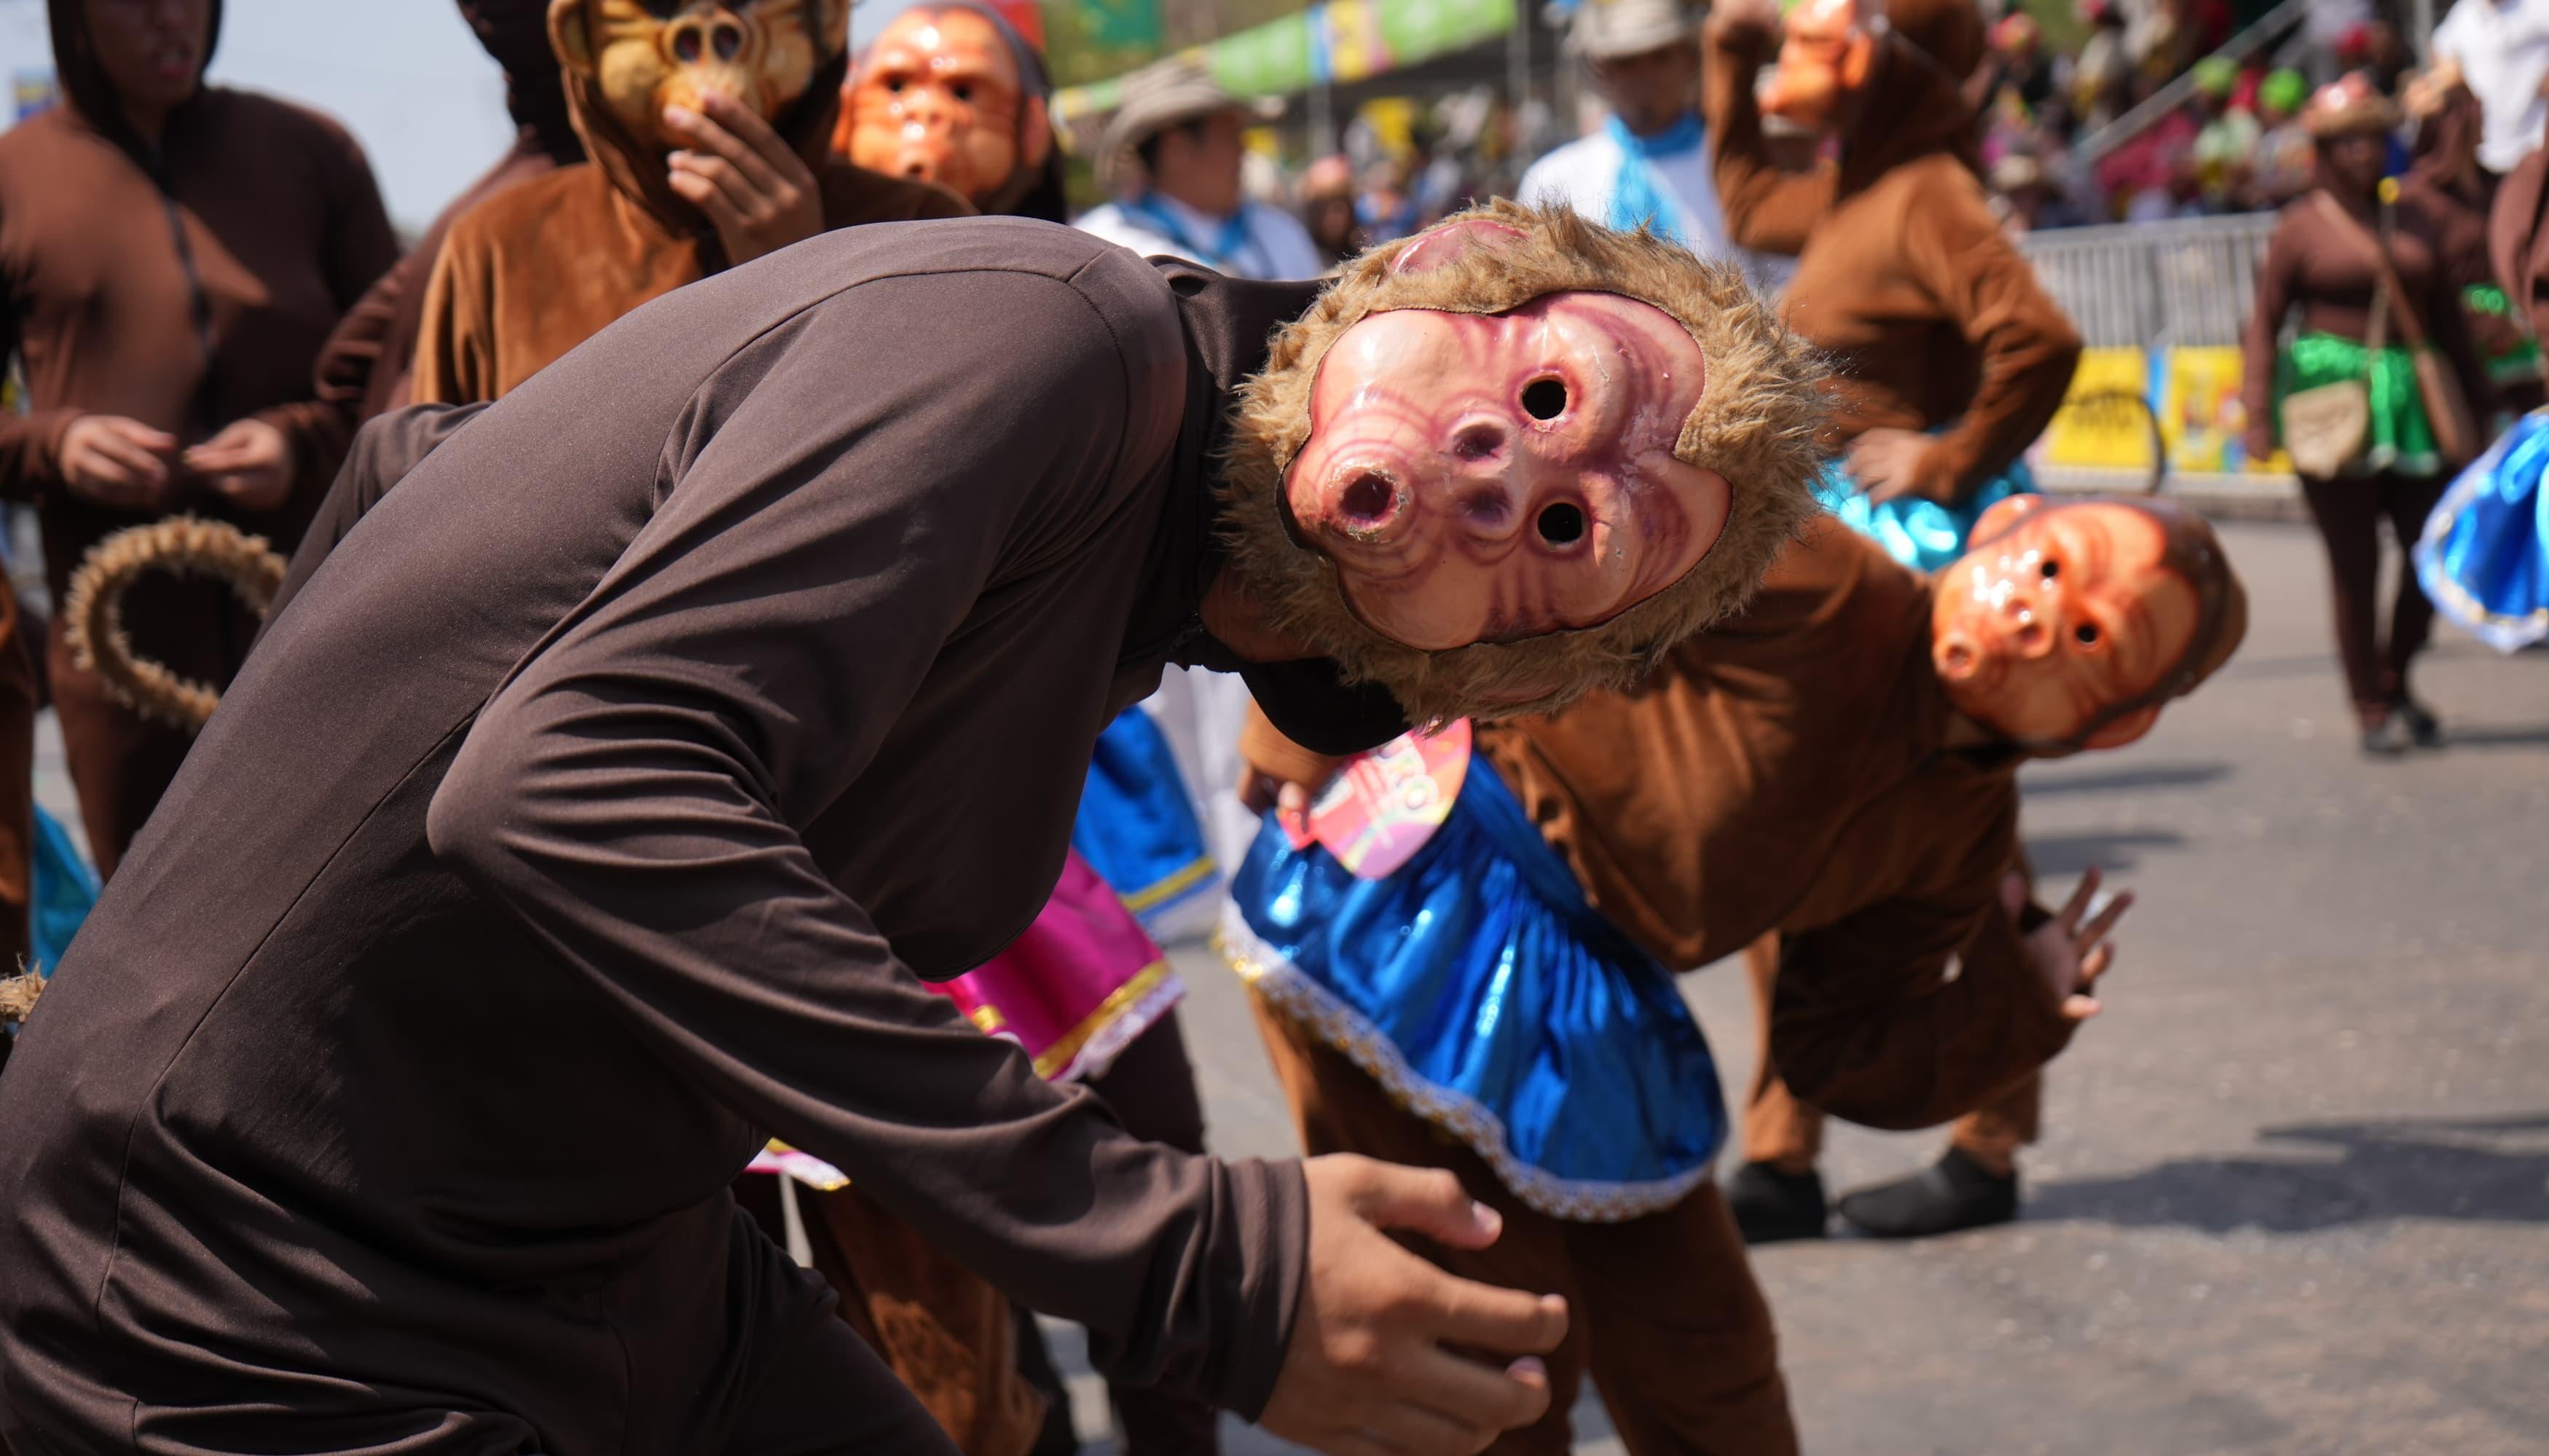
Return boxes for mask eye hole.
[1536,502,1587,546]
[885,74,908,92]
[2041,559,2060,579]
[1521,377,1568,421]
[671,26,704,62]
[711,20,744,62]
[952,82,973,101]
[2075,622,2100,646]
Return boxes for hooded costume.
[1226,501,2245,1448]
[1708,21,2081,569]
[411,0,971,405]
[1223,521,2075,1455]
[0,202,1823,1450]
[310,0,587,426]
[0,0,396,878]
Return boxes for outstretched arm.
[1705,0,1837,257]
[1770,869,2122,1132]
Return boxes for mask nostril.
[1521,377,1568,421]
[1460,487,1512,527]
[2074,622,2100,645]
[1453,424,1506,460]
[1536,501,1586,546]
[1338,471,1396,525]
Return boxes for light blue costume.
[1221,751,1722,1221]
[1073,707,1218,932]
[1815,454,2032,574]
[2416,409,2549,653]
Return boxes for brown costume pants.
[1252,995,1799,1456]
[733,1015,1220,1456]
[1737,934,2038,1175]
[734,1172,1047,1456]
[2298,472,2450,728]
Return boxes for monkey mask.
[1931,495,2248,754]
[843,4,1052,211]
[549,0,849,153]
[1219,201,1829,725]
[1761,0,1876,133]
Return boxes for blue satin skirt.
[2416,409,2549,653]
[1073,707,1218,931]
[1219,757,1722,1221]
[1815,454,2033,573]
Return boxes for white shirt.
[1517,127,1732,258]
[1518,123,1797,295]
[2433,0,2549,173]
[1075,192,1327,282]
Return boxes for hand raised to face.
[559,0,837,151]
[1283,291,1729,651]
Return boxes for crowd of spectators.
[1246,0,2549,241]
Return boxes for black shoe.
[1835,1148,2019,1239]
[1727,1160,1829,1244]
[2360,716,2412,757]
[2394,697,2443,748]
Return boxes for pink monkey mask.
[1219,202,1828,723]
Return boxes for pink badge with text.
[1287,720,1472,879]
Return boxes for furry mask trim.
[1217,200,1827,724]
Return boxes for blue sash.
[2417,409,2549,653]
[1073,707,1217,930]
[1222,756,1722,1221]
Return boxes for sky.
[0,0,926,233]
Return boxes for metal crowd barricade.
[2016,213,2296,504]
[2018,212,2278,352]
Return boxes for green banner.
[1375,0,1512,59]
[1080,0,1162,50]
[1059,0,1514,116]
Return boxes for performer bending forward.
[1225,496,2247,1454]
[0,205,1826,1454]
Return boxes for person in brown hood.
[411,0,972,405]
[2242,74,2497,757]
[0,0,396,880]
[1223,495,2246,1455]
[310,0,589,427]
[1705,0,2085,1240]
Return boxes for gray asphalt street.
[1032,519,2549,1455]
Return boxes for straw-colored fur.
[1219,200,1829,723]
[62,516,287,734]
[0,969,39,1024]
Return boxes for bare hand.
[2010,868,2130,1023]
[1238,769,1313,821]
[57,414,178,511]
[664,94,823,266]
[1846,428,1942,504]
[1258,1155,1567,1455]
[182,417,294,511]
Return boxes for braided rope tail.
[61,516,287,735]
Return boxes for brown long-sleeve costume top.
[0,220,1407,1451]
[1707,25,2081,505]
[1248,519,2073,1133]
[0,4,396,594]
[2239,186,2497,457]
[412,12,970,405]
[310,0,586,423]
